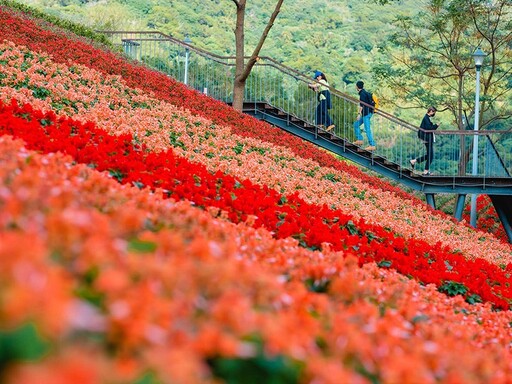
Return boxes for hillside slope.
[0,3,511,383]
[17,0,419,84]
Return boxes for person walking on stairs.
[410,106,440,175]
[309,71,335,132]
[353,80,376,151]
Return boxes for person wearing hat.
[308,71,335,132]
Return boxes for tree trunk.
[232,0,246,111]
[231,0,284,112]
[232,77,246,111]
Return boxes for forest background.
[17,0,511,128]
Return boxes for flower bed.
[0,5,435,200]
[1,98,510,310]
[463,195,508,242]
[0,41,510,265]
[0,135,511,383]
[0,3,512,382]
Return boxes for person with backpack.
[410,106,440,175]
[353,80,376,151]
[308,70,335,132]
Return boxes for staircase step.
[356,147,376,154]
[318,133,333,139]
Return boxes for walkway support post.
[454,194,467,221]
[470,47,485,227]
[425,193,436,210]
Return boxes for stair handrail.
[100,31,420,129]
[100,30,511,177]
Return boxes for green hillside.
[17,0,418,91]
[18,0,511,126]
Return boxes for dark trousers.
[417,139,434,170]
[315,100,333,127]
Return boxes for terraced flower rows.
[0,3,511,383]
[1,135,511,382]
[0,5,508,239]
[0,41,510,267]
[1,67,512,309]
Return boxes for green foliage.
[438,280,468,296]
[340,57,369,86]
[322,173,340,182]
[0,323,50,369]
[233,142,245,154]
[31,85,51,99]
[74,266,105,308]
[411,314,430,324]
[13,0,419,100]
[377,259,392,268]
[466,293,483,305]
[128,238,158,253]
[10,0,511,130]
[169,131,186,149]
[208,352,301,384]
[375,0,512,128]
[305,277,331,293]
[108,168,125,182]
[344,220,359,235]
[438,281,484,305]
[133,372,161,384]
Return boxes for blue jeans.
[353,113,375,146]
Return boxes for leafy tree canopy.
[17,0,511,125]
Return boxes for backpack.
[368,92,379,112]
[319,90,332,109]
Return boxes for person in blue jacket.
[309,70,335,132]
[410,106,440,175]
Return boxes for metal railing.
[101,31,512,179]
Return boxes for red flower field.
[0,3,511,383]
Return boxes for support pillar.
[425,193,436,210]
[489,195,512,244]
[453,194,467,221]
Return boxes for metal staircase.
[99,31,512,243]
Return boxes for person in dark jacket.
[353,80,376,151]
[410,106,440,175]
[309,70,335,132]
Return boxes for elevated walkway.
[244,102,511,194]
[245,101,512,242]
[99,31,512,243]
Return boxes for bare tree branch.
[240,0,284,81]
[231,0,284,110]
